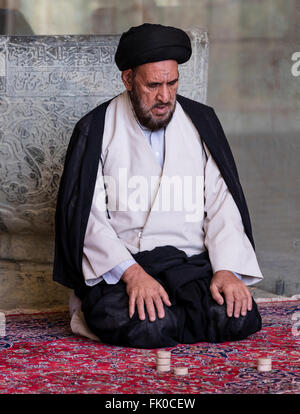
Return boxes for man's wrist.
[232,271,242,280]
[121,263,141,283]
[212,269,243,283]
[101,259,137,284]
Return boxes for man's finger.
[210,283,224,305]
[233,292,242,318]
[239,286,252,315]
[136,297,146,321]
[153,295,165,319]
[224,291,234,317]
[128,294,136,319]
[247,290,253,311]
[159,288,172,307]
[240,294,248,317]
[144,297,157,322]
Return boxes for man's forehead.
[135,60,179,80]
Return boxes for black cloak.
[52,94,255,299]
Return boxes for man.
[53,23,263,348]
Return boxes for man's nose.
[157,84,169,103]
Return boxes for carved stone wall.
[0,31,209,309]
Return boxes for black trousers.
[81,245,262,349]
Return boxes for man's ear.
[122,69,133,91]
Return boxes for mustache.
[151,102,172,110]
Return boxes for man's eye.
[148,84,158,88]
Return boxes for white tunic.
[82,91,263,286]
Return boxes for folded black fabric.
[82,245,262,348]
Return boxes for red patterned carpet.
[0,300,299,394]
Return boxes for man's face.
[123,60,179,130]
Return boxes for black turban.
[115,23,192,71]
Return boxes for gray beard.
[129,87,176,131]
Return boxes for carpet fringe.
[0,305,69,315]
[255,294,300,303]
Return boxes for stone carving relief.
[0,31,208,238]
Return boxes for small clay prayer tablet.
[156,357,171,366]
[257,358,272,372]
[157,350,171,359]
[156,350,171,372]
[156,365,171,372]
[173,367,188,375]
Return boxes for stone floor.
[251,287,281,299]
[250,286,300,303]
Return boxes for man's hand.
[121,263,172,322]
[210,270,252,318]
